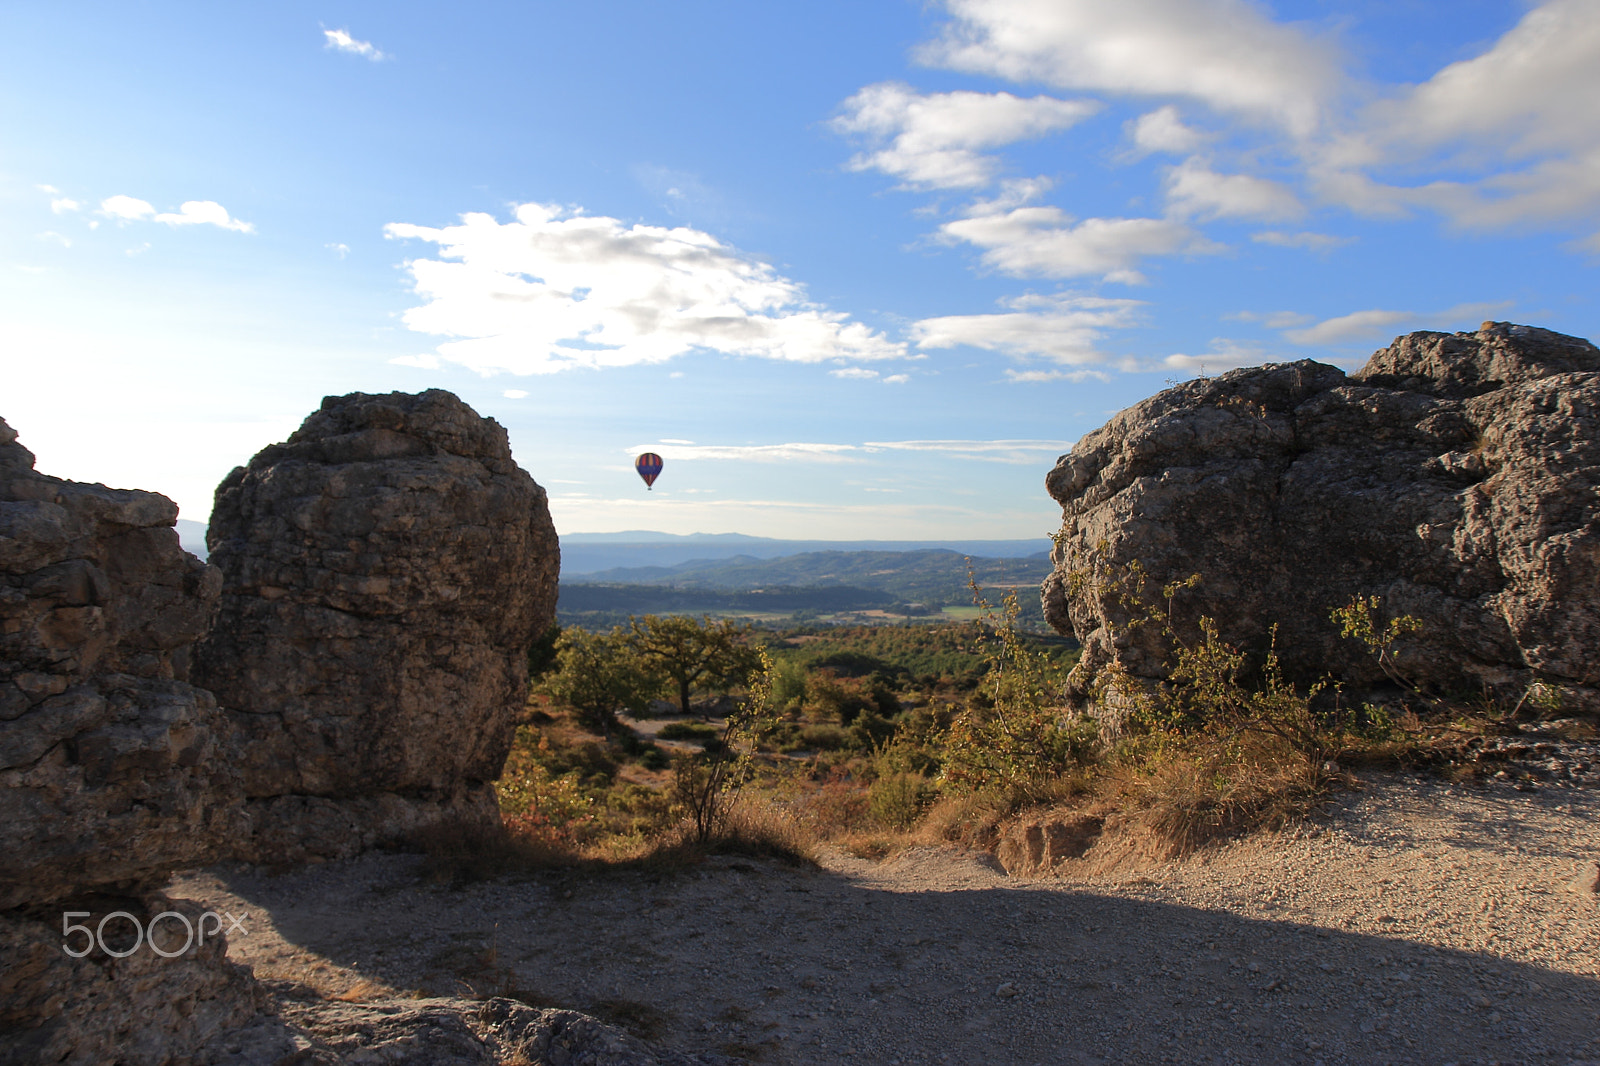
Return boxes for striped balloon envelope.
[635,452,664,490]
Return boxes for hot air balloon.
[635,452,664,490]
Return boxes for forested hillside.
[558,548,1055,629]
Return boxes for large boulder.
[0,418,261,1065]
[1042,322,1600,714]
[0,416,236,910]
[194,389,559,863]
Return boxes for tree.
[627,614,764,718]
[542,627,660,734]
[674,649,774,844]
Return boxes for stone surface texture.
[198,998,744,1066]
[0,895,268,1066]
[0,417,258,1066]
[1042,322,1600,712]
[194,389,558,862]
[0,416,235,910]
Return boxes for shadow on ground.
[190,842,1600,1066]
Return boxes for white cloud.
[1160,339,1275,372]
[327,242,350,258]
[502,389,528,399]
[1126,106,1205,157]
[1283,301,1513,345]
[625,442,859,463]
[101,195,155,221]
[920,0,1340,137]
[913,292,1144,364]
[38,231,71,247]
[49,197,81,214]
[152,201,255,233]
[900,0,1600,237]
[882,374,910,384]
[863,438,1075,463]
[940,196,1222,282]
[833,82,1098,189]
[385,202,907,374]
[390,353,442,369]
[862,438,1068,452]
[830,367,880,380]
[1374,0,1600,160]
[98,195,253,232]
[1229,309,1314,329]
[1314,1,1600,228]
[612,436,1074,468]
[324,28,387,61]
[1250,230,1353,251]
[1002,367,1107,383]
[1165,157,1303,221]
[659,438,696,445]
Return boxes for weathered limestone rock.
[1043,323,1600,713]
[0,416,236,910]
[0,417,259,1066]
[0,895,269,1066]
[194,389,559,862]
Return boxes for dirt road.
[174,773,1600,1065]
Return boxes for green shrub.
[798,724,847,751]
[847,709,897,751]
[540,627,660,733]
[942,588,1098,798]
[770,658,809,711]
[869,772,935,830]
[658,721,719,742]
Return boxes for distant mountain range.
[559,547,1056,629]
[559,530,1051,575]
[566,548,1051,599]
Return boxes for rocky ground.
[174,766,1600,1066]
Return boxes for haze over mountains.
[559,530,1050,575]
[559,540,1056,629]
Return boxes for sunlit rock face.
[1043,323,1600,714]
[195,389,560,864]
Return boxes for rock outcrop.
[0,417,262,1064]
[1043,322,1600,713]
[194,389,559,863]
[0,416,239,909]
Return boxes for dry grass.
[409,816,584,884]
[407,796,816,888]
[1102,736,1321,859]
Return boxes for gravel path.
[173,773,1600,1065]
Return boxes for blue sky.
[4,1,1597,540]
